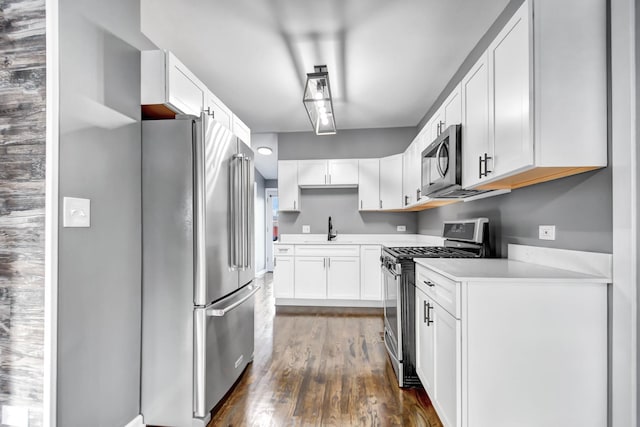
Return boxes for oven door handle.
[383,329,400,364]
[382,265,401,279]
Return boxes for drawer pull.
[423,280,435,287]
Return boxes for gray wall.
[57,0,153,425]
[0,1,46,425]
[255,170,266,273]
[418,169,612,257]
[280,189,418,235]
[265,179,278,189]
[278,127,418,160]
[278,127,418,235]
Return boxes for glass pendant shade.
[303,65,336,135]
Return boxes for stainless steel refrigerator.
[141,114,257,427]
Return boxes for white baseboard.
[275,298,383,308]
[123,414,144,427]
[255,269,267,278]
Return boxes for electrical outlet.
[2,405,29,427]
[397,225,406,232]
[63,197,91,227]
[302,225,311,234]
[539,225,556,240]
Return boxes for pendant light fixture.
[303,65,336,135]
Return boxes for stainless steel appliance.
[421,124,493,199]
[381,218,490,387]
[141,114,258,426]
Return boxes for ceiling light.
[303,65,336,135]
[257,146,273,156]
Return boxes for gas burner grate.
[383,246,479,259]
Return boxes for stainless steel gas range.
[381,218,490,387]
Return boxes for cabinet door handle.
[404,195,409,206]
[274,257,277,268]
[294,200,297,210]
[416,188,421,201]
[423,280,435,287]
[426,302,434,326]
[423,300,428,323]
[479,153,493,178]
[379,200,382,209]
[360,200,363,209]
[323,258,326,268]
[478,155,483,179]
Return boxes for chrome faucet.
[328,216,337,241]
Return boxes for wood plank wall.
[0,0,46,426]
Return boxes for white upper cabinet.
[204,89,232,130]
[461,52,491,189]
[403,139,422,207]
[297,160,328,186]
[298,159,358,187]
[379,154,403,210]
[488,3,532,180]
[442,84,462,128]
[462,0,606,190]
[328,159,358,185]
[232,115,251,146]
[142,50,204,116]
[358,159,380,211]
[277,160,300,211]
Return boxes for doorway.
[265,189,278,271]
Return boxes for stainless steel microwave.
[421,124,462,197]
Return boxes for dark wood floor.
[208,274,443,427]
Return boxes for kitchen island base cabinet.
[463,282,606,427]
[415,262,607,427]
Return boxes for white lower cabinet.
[273,255,294,298]
[294,257,326,299]
[273,244,381,306]
[360,245,382,300]
[326,257,360,299]
[415,288,435,393]
[415,262,607,427]
[432,302,459,427]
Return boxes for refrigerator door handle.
[206,283,260,317]
[244,156,253,269]
[230,154,244,269]
[239,153,246,270]
[194,116,207,304]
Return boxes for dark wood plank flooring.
[209,274,443,427]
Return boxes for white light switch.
[63,197,91,228]
[397,225,406,232]
[302,225,311,233]
[538,225,556,240]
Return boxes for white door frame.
[265,188,278,272]
[44,0,59,425]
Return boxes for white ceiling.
[141,0,510,135]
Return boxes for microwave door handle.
[435,141,447,178]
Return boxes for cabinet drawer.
[294,245,359,257]
[415,264,459,318]
[274,245,295,255]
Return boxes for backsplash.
[278,188,418,235]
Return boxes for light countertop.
[275,234,445,247]
[414,258,610,283]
